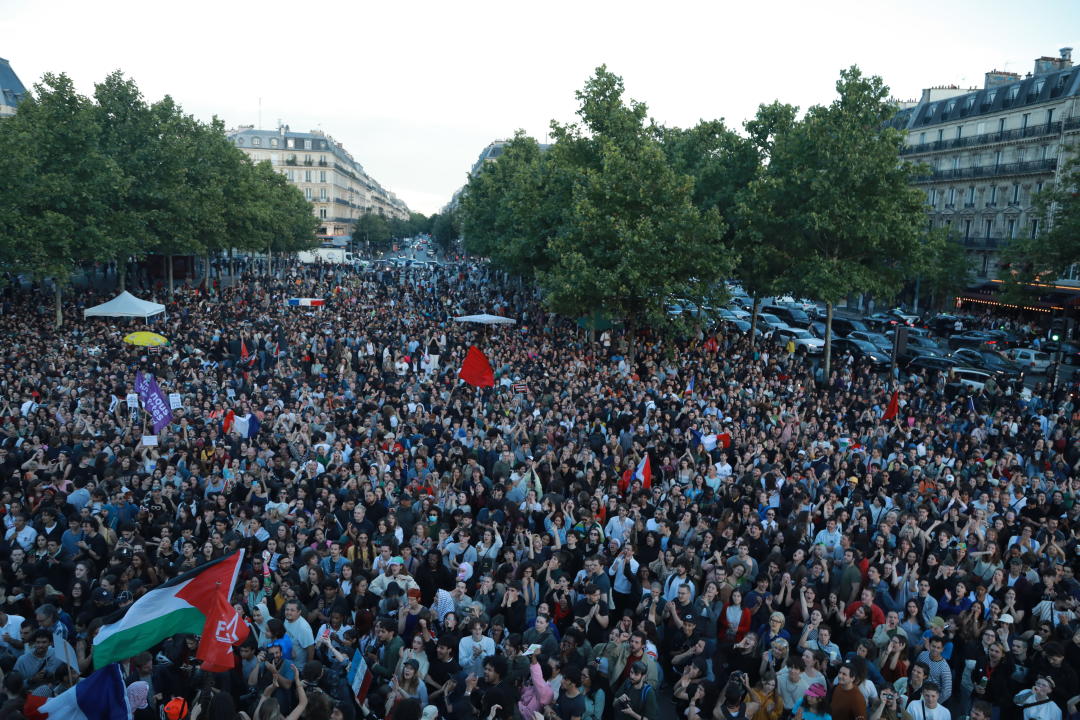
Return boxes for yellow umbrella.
[123,331,169,347]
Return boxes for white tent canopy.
[83,291,166,320]
[453,313,516,325]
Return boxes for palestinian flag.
[92,551,244,669]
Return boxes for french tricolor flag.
[286,298,325,307]
[633,454,652,489]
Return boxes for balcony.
[1008,201,1022,207]
[285,157,297,166]
[985,202,998,208]
[963,202,976,208]
[318,160,329,167]
[960,236,1006,250]
[1065,117,1080,132]
[902,121,1063,155]
[912,158,1057,183]
[944,203,956,209]
[303,159,314,166]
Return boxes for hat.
[421,707,439,720]
[389,556,404,567]
[929,616,945,628]
[806,683,827,699]
[162,697,190,720]
[93,588,114,603]
[945,474,955,483]
[126,681,149,710]
[999,613,1015,624]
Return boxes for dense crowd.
[0,259,1078,720]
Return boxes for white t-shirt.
[0,613,24,653]
[905,698,952,720]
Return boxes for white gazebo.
[83,291,166,321]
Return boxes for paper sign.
[169,393,183,410]
[141,435,158,446]
[226,388,236,399]
[126,393,140,409]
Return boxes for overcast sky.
[3,0,1077,215]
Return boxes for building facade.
[0,58,27,118]
[892,47,1080,287]
[227,124,409,239]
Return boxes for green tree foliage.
[742,67,926,375]
[431,210,460,251]
[916,227,972,310]
[0,73,123,324]
[353,212,392,250]
[460,131,558,278]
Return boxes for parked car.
[848,331,893,355]
[947,331,1005,351]
[1003,347,1052,374]
[765,304,812,328]
[1041,341,1080,364]
[723,318,762,336]
[832,337,891,368]
[757,312,790,333]
[887,309,921,326]
[948,348,1024,384]
[949,367,994,393]
[906,355,959,375]
[864,312,905,331]
[774,327,825,354]
[831,316,870,338]
[929,314,963,335]
[897,335,946,362]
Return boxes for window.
[964,95,976,111]
[928,188,937,206]
[976,121,986,135]
[304,170,312,183]
[1007,218,1016,238]
[946,99,957,113]
[1046,108,1055,124]
[236,137,244,146]
[927,103,938,119]
[1041,146,1049,160]
[304,139,312,150]
[956,126,963,139]
[998,118,1006,133]
[320,171,326,183]
[319,189,327,200]
[305,188,312,200]
[286,138,295,149]
[990,186,998,204]
[305,155,313,164]
[952,157,960,170]
[919,132,926,144]
[967,186,976,204]
[287,170,295,182]
[1033,78,1046,95]
[1007,85,1020,101]
[1017,148,1026,163]
[963,219,972,238]
[319,208,327,219]
[987,89,998,104]
[1036,181,1044,194]
[948,188,957,205]
[1031,219,1040,238]
[994,150,1002,166]
[981,255,989,277]
[270,138,279,147]
[984,219,993,237]
[1022,113,1030,129]
[252,137,262,146]
[937,129,944,142]
[1012,184,1021,203]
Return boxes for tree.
[459,131,558,279]
[353,212,391,250]
[0,73,123,325]
[431,210,460,252]
[536,67,732,352]
[743,67,927,376]
[731,102,801,344]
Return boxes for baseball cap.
[929,616,945,628]
[162,698,190,720]
[806,683,827,698]
[999,613,1015,624]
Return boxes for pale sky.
[3,0,1078,215]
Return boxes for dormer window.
[252,137,262,146]
[1007,85,1020,101]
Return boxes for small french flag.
[684,375,695,395]
[286,298,325,307]
[634,454,652,489]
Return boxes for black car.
[906,355,959,374]
[833,337,891,367]
[831,316,871,338]
[929,314,962,335]
[948,348,1024,383]
[897,336,948,364]
[1042,341,1080,364]
[864,312,903,331]
[765,304,812,328]
[947,331,1002,351]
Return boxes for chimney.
[1062,47,1074,62]
[1034,49,1073,75]
[985,70,1020,89]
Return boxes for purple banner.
[134,371,174,435]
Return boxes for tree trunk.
[823,301,834,379]
[117,261,126,292]
[54,282,63,328]
[167,255,174,299]
[749,296,762,349]
[912,275,921,314]
[203,254,211,284]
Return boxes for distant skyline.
[3,0,1078,215]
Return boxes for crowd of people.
[0,257,1077,720]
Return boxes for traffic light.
[1051,317,1067,342]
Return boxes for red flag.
[195,582,250,672]
[883,390,899,421]
[458,346,495,387]
[619,467,632,493]
[717,432,732,449]
[223,409,235,434]
[241,339,256,367]
[637,455,652,490]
